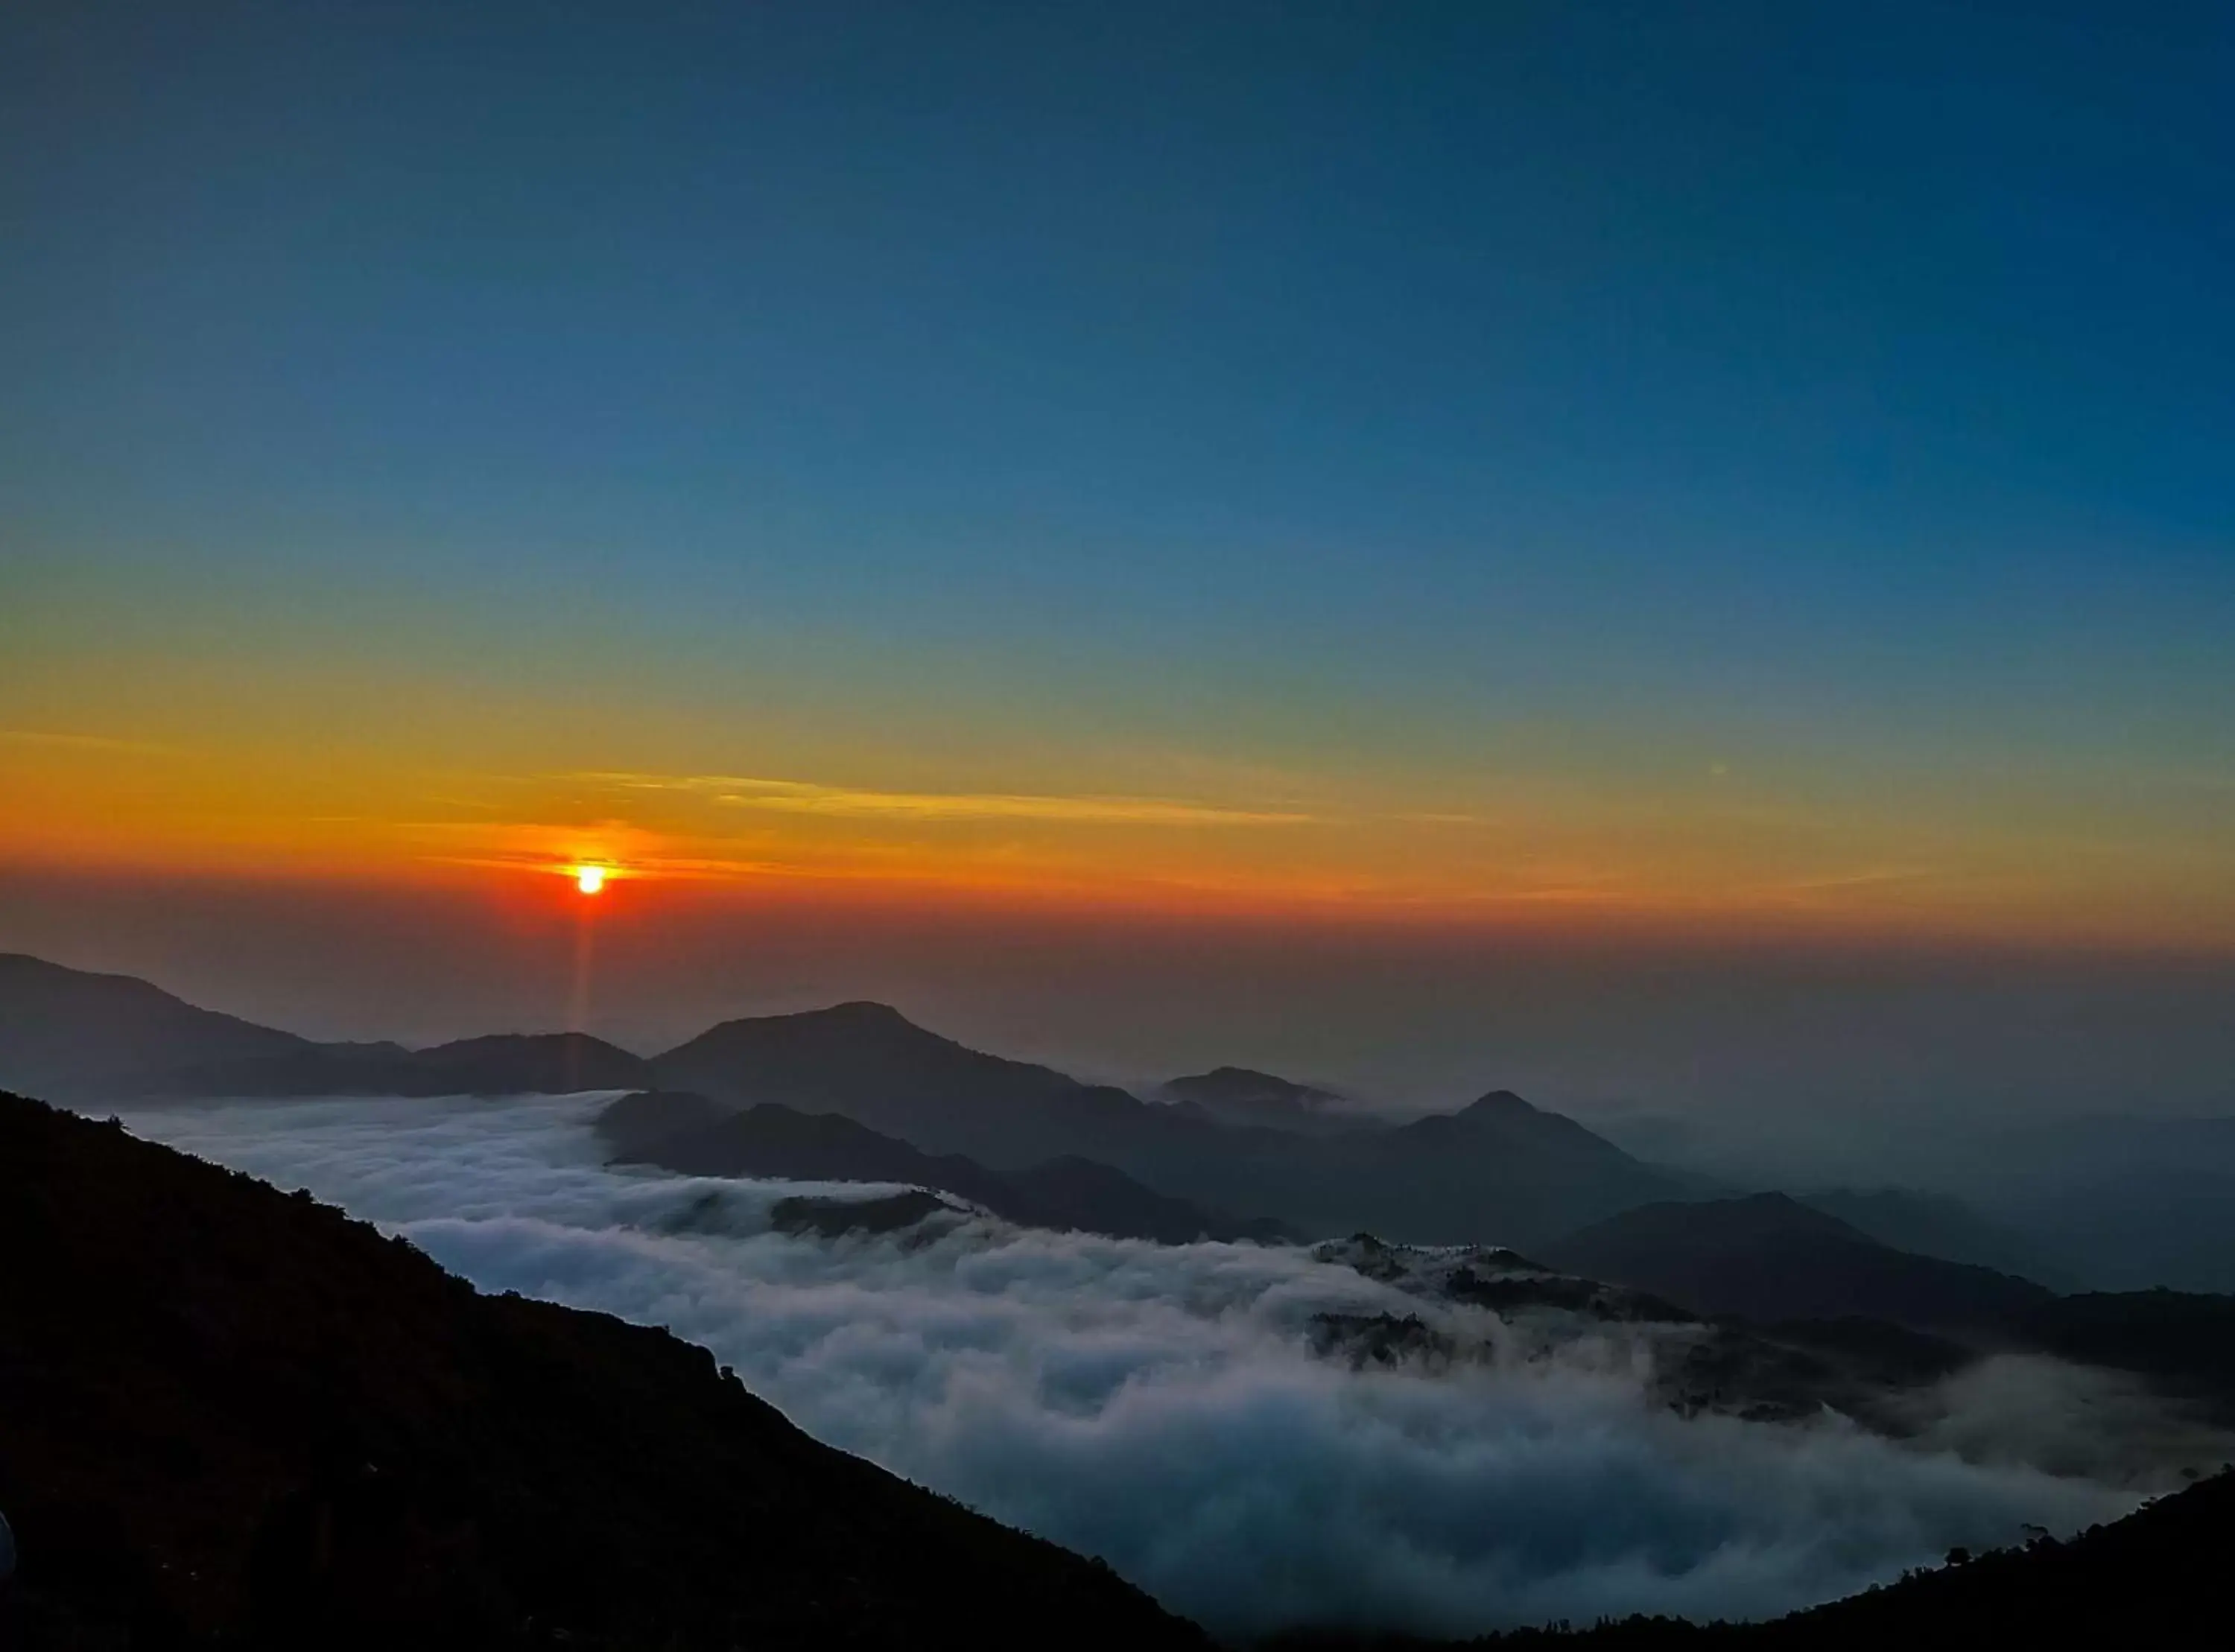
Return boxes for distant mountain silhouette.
[0,955,653,1100]
[179,1032,653,1097]
[651,1005,1687,1248]
[0,1087,1205,1650]
[1800,1186,2071,1289]
[1230,1090,1690,1250]
[1158,1067,1363,1134]
[0,956,1693,1246]
[1002,1154,1287,1243]
[1542,1193,2055,1332]
[649,1001,1140,1163]
[0,953,315,1101]
[598,1091,1287,1244]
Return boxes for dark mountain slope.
[1798,1187,2067,1287]
[0,1090,1205,1651]
[1542,1194,2054,1332]
[0,954,651,1101]
[651,1006,1689,1248]
[599,1093,1284,1243]
[1230,1091,1691,1250]
[1003,1154,1288,1244]
[650,1001,1150,1165]
[0,953,314,1101]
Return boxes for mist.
[113,1093,2198,1641]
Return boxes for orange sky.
[7,708,2232,954]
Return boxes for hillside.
[0,953,314,1101]
[1541,1194,2055,1332]
[1797,1187,2068,1288]
[649,1001,1148,1165]
[0,1089,1206,1650]
[0,956,653,1101]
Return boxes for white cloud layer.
[121,1096,2163,1640]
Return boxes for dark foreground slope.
[1272,1468,2235,1649]
[0,1091,1204,1651]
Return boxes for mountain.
[0,954,653,1100]
[1230,1090,1691,1251]
[597,1092,1287,1244]
[650,1001,1148,1164]
[0,959,1687,1247]
[1541,1193,2055,1332]
[1799,1186,2070,1289]
[0,953,315,1101]
[650,1005,1689,1248]
[1003,1155,1290,1244]
[1158,1067,1363,1134]
[0,1087,1205,1650]
[177,1032,653,1098]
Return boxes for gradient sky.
[4,4,2232,1117]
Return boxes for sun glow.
[573,864,606,895]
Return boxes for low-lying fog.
[119,1096,2204,1640]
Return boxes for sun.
[573,864,607,895]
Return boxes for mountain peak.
[818,1000,916,1025]
[1456,1089,1541,1119]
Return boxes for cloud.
[577,772,1316,827]
[0,729,174,753]
[119,1096,2170,1641]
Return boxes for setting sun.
[574,865,606,895]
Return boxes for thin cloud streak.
[0,729,175,754]
[577,772,1318,827]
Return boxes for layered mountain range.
[0,955,1690,1249]
[0,952,2216,1341]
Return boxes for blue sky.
[4,2,2232,963]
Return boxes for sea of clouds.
[118,1095,2187,1640]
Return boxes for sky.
[4,3,2232,1128]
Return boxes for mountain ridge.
[0,954,1693,1248]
